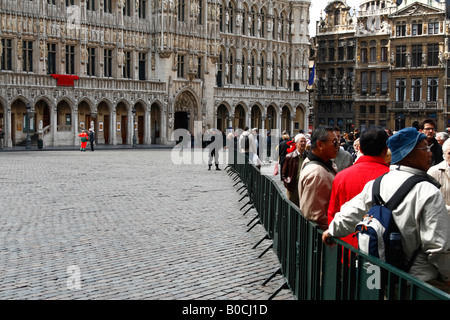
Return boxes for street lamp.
[132,107,137,148]
[26,103,31,150]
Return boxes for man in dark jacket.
[278,131,290,181]
[282,134,307,207]
[88,128,95,152]
[206,130,222,171]
[420,119,442,166]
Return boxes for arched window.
[427,77,438,101]
[259,53,266,86]
[251,52,257,85]
[250,6,256,36]
[219,1,224,32]
[280,13,285,40]
[242,4,248,35]
[241,49,247,85]
[227,1,235,33]
[217,49,224,87]
[361,41,368,63]
[227,49,235,84]
[369,40,377,63]
[260,8,266,38]
[272,9,278,39]
[272,57,276,86]
[395,78,406,102]
[178,0,186,22]
[334,9,340,26]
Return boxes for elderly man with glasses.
[298,126,339,230]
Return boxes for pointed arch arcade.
[173,89,200,132]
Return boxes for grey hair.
[310,126,334,150]
[437,132,449,141]
[443,138,450,155]
[295,133,306,143]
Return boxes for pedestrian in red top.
[78,130,89,152]
[327,127,390,248]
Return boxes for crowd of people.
[173,122,449,292]
[276,119,450,293]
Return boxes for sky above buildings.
[309,0,360,37]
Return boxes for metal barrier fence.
[226,150,450,300]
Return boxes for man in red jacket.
[327,127,390,248]
[78,130,89,152]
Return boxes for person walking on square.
[88,128,95,152]
[78,130,89,151]
[206,130,221,171]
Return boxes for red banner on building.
[51,74,79,87]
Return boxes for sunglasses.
[321,139,339,147]
[417,146,431,152]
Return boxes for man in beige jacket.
[298,126,339,230]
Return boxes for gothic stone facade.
[0,0,310,148]
[312,0,450,133]
[314,0,356,133]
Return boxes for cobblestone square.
[0,149,293,300]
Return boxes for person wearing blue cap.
[323,127,450,293]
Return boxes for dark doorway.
[11,113,15,145]
[121,115,128,144]
[175,112,189,130]
[43,105,51,128]
[138,115,144,144]
[103,115,110,144]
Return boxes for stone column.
[146,107,152,145]
[6,105,11,148]
[52,105,58,146]
[112,107,117,145]
[129,108,134,145]
[73,106,79,146]
[290,116,295,135]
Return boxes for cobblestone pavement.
[0,149,294,300]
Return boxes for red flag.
[51,74,79,87]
